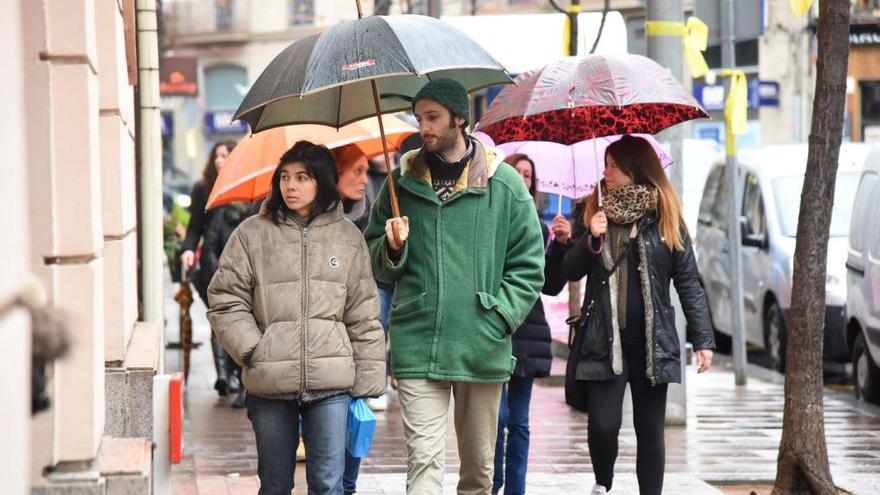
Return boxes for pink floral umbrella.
[473,132,673,212]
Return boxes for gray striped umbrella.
[233,9,511,243]
[233,14,511,132]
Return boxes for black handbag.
[564,232,634,413]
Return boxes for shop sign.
[850,23,880,46]
[160,57,199,96]
[204,111,248,134]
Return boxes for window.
[851,173,879,254]
[710,166,729,231]
[290,0,314,26]
[699,164,724,226]
[216,0,234,31]
[772,172,862,238]
[204,65,248,111]
[741,173,766,238]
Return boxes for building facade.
[3,0,164,493]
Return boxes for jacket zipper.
[301,226,309,393]
[432,206,443,374]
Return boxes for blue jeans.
[492,376,534,495]
[246,393,349,495]
[343,285,394,493]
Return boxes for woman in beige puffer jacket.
[207,141,385,495]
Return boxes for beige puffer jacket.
[207,205,385,399]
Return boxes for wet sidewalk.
[166,289,880,494]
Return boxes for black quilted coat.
[512,223,569,378]
[562,213,714,385]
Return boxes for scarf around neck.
[602,184,658,225]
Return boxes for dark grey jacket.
[562,213,714,384]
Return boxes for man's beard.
[423,121,461,155]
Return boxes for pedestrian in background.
[562,135,715,495]
[201,201,253,407]
[208,141,386,495]
[492,154,572,495]
[180,140,238,396]
[330,143,386,495]
[364,78,545,495]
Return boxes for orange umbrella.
[206,114,416,209]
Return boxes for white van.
[696,144,871,371]
[846,146,880,404]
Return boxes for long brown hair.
[505,153,538,204]
[583,135,685,251]
[202,140,237,189]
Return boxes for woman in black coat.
[563,136,714,495]
[492,153,572,495]
[201,201,252,406]
[179,140,236,395]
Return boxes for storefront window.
[861,81,880,142]
[290,0,314,26]
[205,65,248,111]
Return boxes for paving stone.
[166,280,880,494]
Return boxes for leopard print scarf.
[602,184,658,224]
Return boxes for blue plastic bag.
[346,398,376,458]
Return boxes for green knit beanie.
[411,78,470,126]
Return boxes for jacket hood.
[398,137,505,193]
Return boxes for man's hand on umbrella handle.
[385,216,409,251]
[180,250,195,272]
[589,211,607,237]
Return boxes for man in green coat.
[364,79,545,495]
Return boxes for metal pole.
[137,0,165,351]
[647,0,688,426]
[721,0,748,385]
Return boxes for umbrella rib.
[210,164,278,204]
[337,84,343,130]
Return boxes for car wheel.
[853,332,880,404]
[765,302,787,373]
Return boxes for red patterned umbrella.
[475,54,708,145]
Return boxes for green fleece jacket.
[364,139,545,382]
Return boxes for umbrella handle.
[587,233,605,255]
[369,79,405,248]
[587,204,605,255]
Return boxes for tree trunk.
[772,1,850,494]
[374,0,392,15]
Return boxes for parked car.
[696,143,871,372]
[846,146,880,404]
[680,138,724,236]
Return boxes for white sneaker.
[591,484,608,494]
[367,395,388,411]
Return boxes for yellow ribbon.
[563,5,582,56]
[720,69,748,155]
[790,0,813,16]
[644,17,710,78]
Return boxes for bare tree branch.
[589,0,611,54]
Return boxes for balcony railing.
[161,0,251,38]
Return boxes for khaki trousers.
[396,379,504,495]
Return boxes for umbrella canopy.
[206,115,417,209]
[234,14,511,132]
[475,54,708,145]
[493,135,673,200]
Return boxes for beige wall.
[22,0,135,467]
[759,0,812,145]
[97,0,138,364]
[1,0,32,491]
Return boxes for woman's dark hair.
[202,140,237,188]
[264,140,340,225]
[506,153,538,201]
